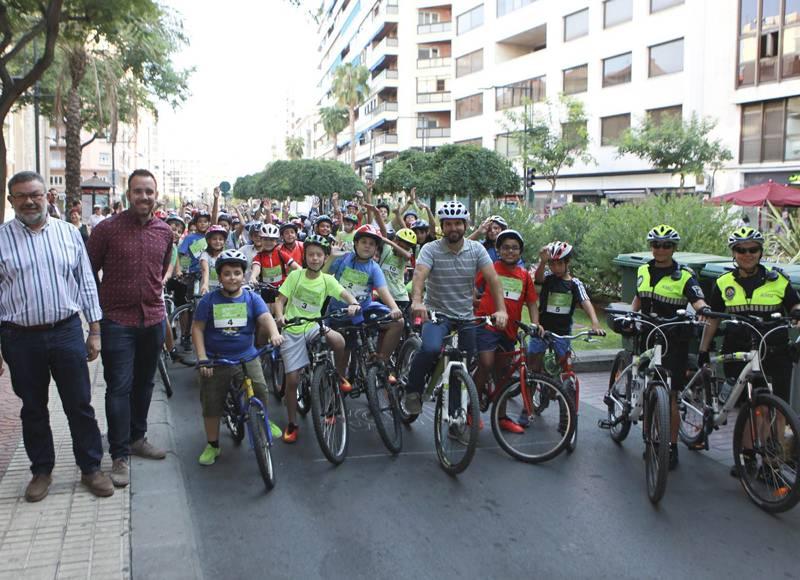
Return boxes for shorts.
[166,277,187,308]
[199,358,267,417]
[476,325,515,353]
[281,326,323,373]
[527,336,571,359]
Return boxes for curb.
[130,386,203,580]
[573,349,618,373]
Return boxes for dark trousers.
[0,316,103,475]
[101,319,165,460]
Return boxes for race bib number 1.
[213,302,247,329]
[500,276,523,301]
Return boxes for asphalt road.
[156,363,800,580]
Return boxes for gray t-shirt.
[417,238,492,319]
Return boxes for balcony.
[370,101,399,117]
[375,133,399,145]
[417,21,452,34]
[371,68,399,90]
[416,92,451,104]
[369,37,399,70]
[417,57,452,69]
[417,127,450,138]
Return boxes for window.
[739,0,800,86]
[457,4,484,35]
[497,0,535,17]
[495,77,546,110]
[601,114,631,146]
[604,0,632,28]
[495,133,521,158]
[456,49,483,77]
[564,8,589,41]
[418,11,440,24]
[603,52,632,86]
[418,46,440,59]
[649,38,683,76]
[417,77,448,93]
[650,0,683,12]
[49,175,63,186]
[647,105,683,125]
[456,93,483,120]
[739,97,800,162]
[563,64,588,94]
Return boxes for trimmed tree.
[233,159,365,201]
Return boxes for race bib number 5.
[545,291,572,314]
[213,302,247,329]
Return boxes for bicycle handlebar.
[204,345,271,368]
[283,308,353,328]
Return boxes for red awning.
[710,180,800,206]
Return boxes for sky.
[156,0,319,181]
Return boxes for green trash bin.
[613,252,730,303]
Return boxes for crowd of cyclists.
[149,184,800,509]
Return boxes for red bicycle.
[474,321,578,463]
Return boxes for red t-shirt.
[253,247,294,286]
[475,261,538,341]
[281,241,303,265]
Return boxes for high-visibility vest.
[715,268,788,314]
[636,263,693,307]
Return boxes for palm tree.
[285,135,305,160]
[319,106,348,157]
[331,63,370,169]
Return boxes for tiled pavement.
[0,360,129,579]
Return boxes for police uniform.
[708,264,800,402]
[635,260,704,391]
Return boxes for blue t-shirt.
[194,289,268,359]
[327,252,387,315]
[178,233,207,273]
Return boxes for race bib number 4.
[340,267,370,301]
[500,276,523,302]
[545,291,572,314]
[213,302,247,329]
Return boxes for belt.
[1,313,79,331]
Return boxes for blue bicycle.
[219,346,277,491]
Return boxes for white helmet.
[258,223,280,239]
[215,249,249,274]
[437,200,470,222]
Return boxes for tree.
[373,149,434,196]
[616,113,733,190]
[233,160,365,200]
[504,95,593,206]
[319,105,347,155]
[331,62,370,169]
[285,135,304,160]
[0,0,64,221]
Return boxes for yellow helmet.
[396,228,417,246]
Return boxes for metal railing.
[417,57,452,69]
[416,91,451,104]
[369,101,399,116]
[417,127,450,138]
[417,21,452,34]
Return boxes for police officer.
[632,225,707,470]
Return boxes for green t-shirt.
[336,230,355,253]
[379,245,409,302]
[279,269,346,334]
[171,244,179,268]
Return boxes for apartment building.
[450,0,800,205]
[312,0,455,176]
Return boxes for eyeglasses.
[650,242,675,250]
[733,246,761,254]
[9,192,44,201]
[499,245,520,252]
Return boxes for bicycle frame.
[607,344,665,424]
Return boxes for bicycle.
[395,311,485,475]
[249,282,285,399]
[678,310,800,513]
[217,345,276,491]
[167,272,201,364]
[601,309,702,504]
[283,310,352,465]
[469,320,579,464]
[157,288,176,398]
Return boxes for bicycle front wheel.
[297,369,311,417]
[644,382,671,504]
[733,393,800,513]
[396,335,422,425]
[366,364,402,455]
[247,402,275,491]
[608,351,633,443]
[564,376,578,453]
[157,348,173,398]
[168,303,195,365]
[491,373,575,464]
[678,376,708,449]
[223,385,245,444]
[310,363,348,465]
[433,365,480,475]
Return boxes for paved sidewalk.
[0,359,130,580]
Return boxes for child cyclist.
[249,223,299,302]
[369,201,416,312]
[335,214,359,252]
[199,225,227,295]
[528,241,605,382]
[192,249,284,466]
[473,230,540,433]
[272,235,361,443]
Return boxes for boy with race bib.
[250,223,299,302]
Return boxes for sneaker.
[130,437,167,460]
[180,336,192,352]
[283,423,299,444]
[269,421,283,439]
[339,377,353,394]
[403,392,422,415]
[466,413,484,430]
[24,473,52,503]
[499,417,525,434]
[198,444,221,466]
[110,458,129,488]
[669,443,679,471]
[80,471,114,497]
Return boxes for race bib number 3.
[500,276,523,301]
[545,291,572,314]
[213,302,247,329]
[340,267,370,301]
[292,286,322,314]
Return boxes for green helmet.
[304,233,331,254]
[647,224,680,243]
[727,226,764,249]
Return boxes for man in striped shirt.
[0,171,113,502]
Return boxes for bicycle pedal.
[598,419,612,429]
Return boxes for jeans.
[0,316,103,475]
[406,319,476,410]
[101,318,165,460]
